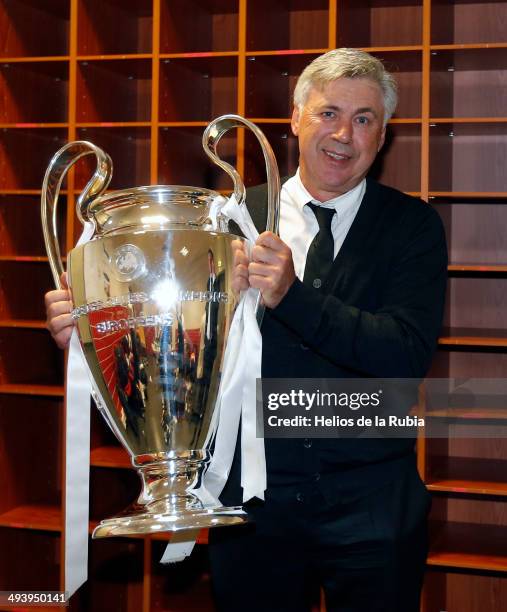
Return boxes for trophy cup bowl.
[41,115,280,537]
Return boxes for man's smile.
[322,148,352,161]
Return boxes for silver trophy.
[42,115,280,537]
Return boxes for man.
[45,49,447,612]
[209,48,447,612]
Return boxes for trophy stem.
[92,451,247,538]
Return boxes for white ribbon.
[203,194,266,502]
[161,194,266,562]
[64,222,94,597]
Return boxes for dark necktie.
[303,202,336,289]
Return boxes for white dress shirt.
[279,169,366,281]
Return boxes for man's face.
[291,77,386,201]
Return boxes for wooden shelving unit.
[0,1,505,610]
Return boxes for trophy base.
[92,503,247,538]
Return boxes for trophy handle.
[202,114,280,236]
[202,115,281,320]
[41,141,112,289]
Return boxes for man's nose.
[332,120,352,144]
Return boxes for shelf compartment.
[150,540,214,611]
[247,0,329,52]
[71,538,144,612]
[431,0,507,46]
[426,437,507,498]
[424,570,507,612]
[428,521,507,572]
[0,394,62,518]
[0,261,53,320]
[160,0,239,53]
[429,122,507,193]
[245,53,320,119]
[443,277,507,333]
[428,350,507,379]
[159,56,237,122]
[0,528,60,592]
[0,194,66,258]
[244,123,298,187]
[0,128,67,190]
[337,0,423,48]
[0,0,69,58]
[0,327,64,386]
[0,61,68,124]
[426,457,507,497]
[89,467,140,526]
[158,126,237,192]
[369,123,421,193]
[74,126,151,191]
[77,0,152,55]
[434,198,507,267]
[370,50,422,119]
[77,59,151,123]
[430,47,507,118]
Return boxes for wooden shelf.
[361,46,424,53]
[160,51,240,59]
[90,446,132,469]
[426,458,507,497]
[77,53,153,61]
[0,56,70,63]
[431,43,507,51]
[75,121,151,128]
[428,480,507,497]
[426,408,507,420]
[448,264,507,274]
[0,505,61,532]
[430,118,507,124]
[150,530,209,545]
[0,256,50,262]
[0,123,69,129]
[0,189,45,195]
[0,384,64,397]
[429,192,507,199]
[438,328,507,348]
[428,522,507,572]
[0,320,46,329]
[245,49,329,56]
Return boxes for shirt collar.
[284,168,366,220]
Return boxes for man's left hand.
[248,232,296,308]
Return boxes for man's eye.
[322,111,336,119]
[356,116,370,125]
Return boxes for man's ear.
[291,106,300,136]
[378,126,386,152]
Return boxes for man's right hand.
[45,272,74,349]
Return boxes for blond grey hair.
[293,48,398,125]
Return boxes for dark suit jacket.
[222,176,448,506]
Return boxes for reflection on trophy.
[41,115,280,537]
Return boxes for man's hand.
[248,232,296,308]
[231,239,251,295]
[45,272,74,349]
